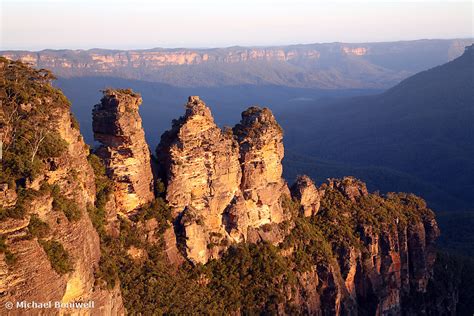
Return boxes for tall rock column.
[156,96,241,264]
[92,89,154,214]
[226,106,291,241]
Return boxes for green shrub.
[39,240,73,275]
[0,236,17,266]
[133,198,172,235]
[51,185,82,222]
[36,133,68,159]
[0,57,72,190]
[27,214,50,238]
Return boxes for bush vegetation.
[0,235,17,266]
[0,57,70,219]
[39,240,73,275]
[84,180,447,314]
[51,185,82,222]
[27,214,50,238]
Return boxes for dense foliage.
[0,57,77,222]
[39,240,73,275]
[51,185,82,222]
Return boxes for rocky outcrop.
[328,176,368,202]
[287,178,441,315]
[93,89,154,214]
[226,106,291,241]
[0,62,124,314]
[290,175,321,217]
[157,96,241,263]
[157,98,290,263]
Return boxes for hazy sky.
[0,0,472,50]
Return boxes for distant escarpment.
[2,39,472,88]
[1,57,468,315]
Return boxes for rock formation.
[290,175,321,217]
[226,106,291,241]
[156,96,241,263]
[0,58,124,314]
[93,89,154,214]
[1,57,462,314]
[287,178,441,315]
[157,98,291,263]
[328,176,368,202]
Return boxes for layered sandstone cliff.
[2,40,472,89]
[226,107,291,241]
[0,58,124,314]
[92,89,154,214]
[286,176,440,315]
[156,96,241,263]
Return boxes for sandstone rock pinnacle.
[156,96,241,263]
[93,89,154,214]
[291,175,321,217]
[226,106,291,240]
[157,99,291,263]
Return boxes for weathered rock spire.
[225,106,291,242]
[92,89,154,214]
[157,97,291,263]
[156,96,241,263]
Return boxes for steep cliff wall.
[92,89,154,215]
[284,176,440,315]
[0,58,124,314]
[156,96,241,263]
[226,106,291,242]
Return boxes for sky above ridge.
[0,0,472,50]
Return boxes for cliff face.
[2,39,471,88]
[92,89,154,214]
[1,58,457,314]
[284,177,440,315]
[0,58,123,314]
[157,97,290,263]
[227,107,291,241]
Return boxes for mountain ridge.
[282,44,474,211]
[2,38,472,89]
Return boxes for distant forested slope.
[282,45,474,211]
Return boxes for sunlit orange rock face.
[342,46,368,56]
[156,97,291,264]
[92,89,155,214]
